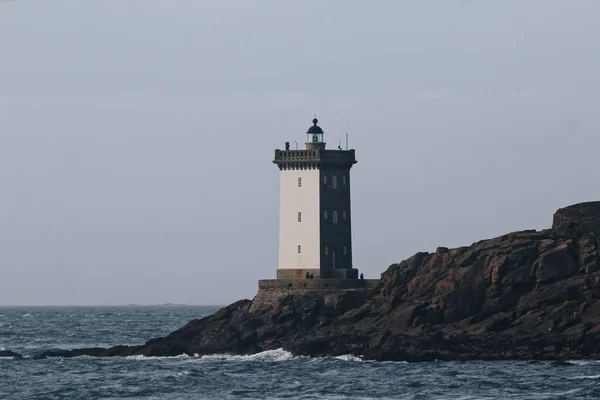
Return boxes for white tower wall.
[278,169,320,270]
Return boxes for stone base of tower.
[276,268,359,280]
[276,269,320,279]
[320,268,359,280]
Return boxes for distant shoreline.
[0,304,224,308]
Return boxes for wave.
[568,375,600,380]
[113,349,410,363]
[118,349,296,362]
[199,348,295,362]
[2,348,404,363]
[125,353,193,360]
[333,354,363,362]
[565,360,600,366]
[199,350,377,363]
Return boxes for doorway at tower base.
[276,268,359,280]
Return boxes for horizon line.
[0,303,226,308]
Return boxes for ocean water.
[1,307,600,399]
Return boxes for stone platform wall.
[276,269,320,280]
[276,268,359,280]
[250,279,378,312]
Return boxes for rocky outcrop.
[553,201,600,238]
[14,202,600,361]
[0,349,22,359]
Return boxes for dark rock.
[27,201,600,362]
[0,350,22,359]
[536,241,577,283]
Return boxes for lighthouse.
[273,118,359,280]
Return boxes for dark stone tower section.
[319,155,357,279]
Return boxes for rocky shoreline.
[5,202,600,362]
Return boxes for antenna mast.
[345,120,349,150]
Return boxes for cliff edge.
[20,202,600,361]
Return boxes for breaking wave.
[199,348,295,362]
[565,360,600,366]
[568,375,600,380]
[115,349,370,363]
[124,354,193,360]
[333,354,363,362]
[198,350,370,363]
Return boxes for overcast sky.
[1,1,598,305]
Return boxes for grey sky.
[1,1,598,305]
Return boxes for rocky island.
[8,201,600,362]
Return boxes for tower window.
[333,211,338,224]
[325,246,328,256]
[298,212,302,222]
[323,175,328,184]
[298,177,302,187]
[298,245,302,254]
[342,176,346,185]
[332,176,337,188]
[343,211,347,220]
[344,246,348,255]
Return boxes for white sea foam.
[333,354,363,362]
[199,348,295,362]
[568,375,600,380]
[124,354,192,360]
[565,360,600,366]
[0,347,5,351]
[118,349,294,362]
[71,349,410,364]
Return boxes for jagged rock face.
[20,202,600,361]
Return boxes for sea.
[1,306,600,399]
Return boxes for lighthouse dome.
[307,118,324,134]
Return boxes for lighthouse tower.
[273,118,358,280]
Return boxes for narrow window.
[344,246,348,255]
[333,211,338,224]
[332,176,337,188]
[298,212,302,222]
[324,246,328,256]
[342,176,346,185]
[343,210,347,220]
[324,210,328,220]
[298,177,302,187]
[323,175,328,184]
[298,245,302,254]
